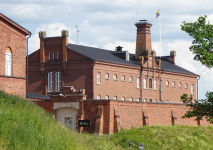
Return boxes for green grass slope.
[107,125,213,150]
[0,91,121,150]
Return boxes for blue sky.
[1,0,212,99]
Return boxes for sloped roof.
[28,92,50,100]
[67,43,198,76]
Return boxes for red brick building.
[28,20,198,103]
[0,13,31,97]
[29,20,208,134]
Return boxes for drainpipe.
[92,60,96,99]
[197,75,200,100]
[26,34,31,98]
[140,66,143,102]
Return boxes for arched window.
[105,95,109,99]
[149,99,152,102]
[137,98,140,102]
[154,79,157,90]
[97,72,101,83]
[137,77,140,88]
[5,48,12,76]
[105,73,109,79]
[149,79,152,89]
[114,96,117,100]
[129,76,133,82]
[166,81,169,86]
[191,84,194,94]
[97,95,101,99]
[185,83,188,89]
[143,78,147,88]
[121,97,125,101]
[154,99,157,102]
[172,81,175,87]
[129,97,133,101]
[55,72,61,91]
[121,75,125,81]
[144,99,147,102]
[113,74,117,80]
[48,72,53,92]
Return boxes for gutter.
[197,75,200,100]
[140,66,143,102]
[26,34,31,98]
[92,60,96,99]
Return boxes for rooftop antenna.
[75,25,80,44]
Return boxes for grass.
[1,90,213,150]
[0,91,122,150]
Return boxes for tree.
[180,15,213,124]
[181,15,213,68]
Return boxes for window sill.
[185,87,188,89]
[97,83,101,85]
[121,80,125,82]
[154,89,158,91]
[149,88,152,90]
[129,81,133,83]
[191,93,194,95]
[113,79,117,81]
[143,88,147,90]
[137,87,140,89]
[173,86,176,88]
[105,78,110,80]
[179,87,182,88]
[166,85,169,87]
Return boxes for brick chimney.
[61,30,69,61]
[135,20,152,59]
[170,51,176,64]
[39,31,46,62]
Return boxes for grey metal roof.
[28,92,50,100]
[67,43,198,76]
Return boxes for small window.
[55,72,61,92]
[191,84,194,94]
[53,52,56,59]
[185,83,188,89]
[172,81,175,87]
[121,75,125,81]
[97,95,101,99]
[137,98,140,102]
[114,96,117,100]
[154,99,157,102]
[149,79,152,89]
[113,74,117,80]
[154,79,157,90]
[105,95,109,99]
[149,99,152,102]
[97,72,101,83]
[57,52,59,60]
[121,97,125,101]
[159,100,163,103]
[129,76,133,82]
[166,81,169,86]
[5,51,12,76]
[143,99,147,102]
[144,78,147,89]
[137,77,140,88]
[48,72,53,92]
[166,100,169,103]
[105,73,109,79]
[129,97,133,101]
[49,52,52,60]
[179,82,182,88]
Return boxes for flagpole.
[159,8,161,56]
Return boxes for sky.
[1,0,212,99]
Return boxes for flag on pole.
[156,9,160,18]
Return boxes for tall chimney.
[39,31,46,62]
[61,30,69,61]
[170,51,176,64]
[135,20,152,59]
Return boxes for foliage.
[181,15,213,68]
[181,92,213,123]
[0,91,121,150]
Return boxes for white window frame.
[55,72,61,92]
[129,76,133,82]
[105,73,109,79]
[97,72,101,84]
[5,53,12,76]
[137,77,140,88]
[121,97,125,101]
[97,95,101,99]
[185,83,188,89]
[129,97,133,101]
[191,84,194,94]
[154,99,157,102]
[144,78,147,89]
[154,79,157,90]
[144,99,147,102]
[121,75,125,81]
[113,74,117,80]
[179,82,182,88]
[172,81,175,87]
[48,72,53,92]
[114,96,117,100]
[105,95,109,99]
[57,52,59,60]
[166,81,169,87]
[49,52,52,60]
[137,98,140,102]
